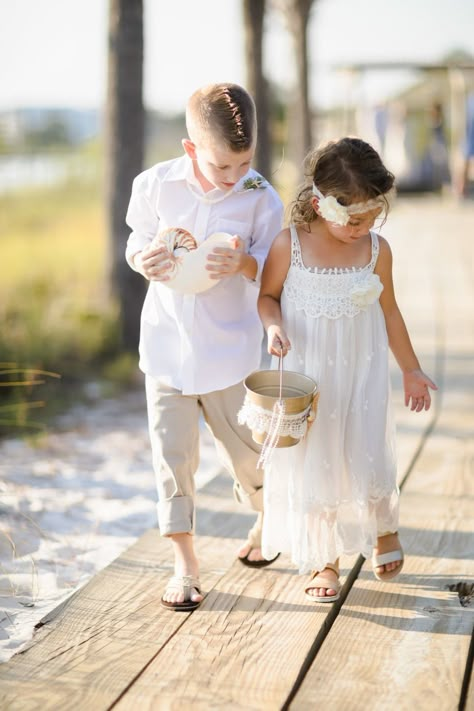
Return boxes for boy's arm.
[125,172,160,271]
[247,188,284,284]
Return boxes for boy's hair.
[186,83,257,152]
[290,137,395,226]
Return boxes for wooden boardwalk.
[1,196,473,710]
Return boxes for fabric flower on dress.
[239,175,267,191]
[350,274,384,307]
[316,194,350,226]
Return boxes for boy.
[125,83,283,610]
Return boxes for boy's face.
[183,139,254,192]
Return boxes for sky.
[1,0,473,113]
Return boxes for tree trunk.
[243,0,272,179]
[106,0,146,351]
[276,0,315,168]
[290,0,313,165]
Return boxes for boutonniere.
[239,175,268,192]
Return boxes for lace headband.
[312,184,394,226]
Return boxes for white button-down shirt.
[125,154,283,395]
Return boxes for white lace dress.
[262,225,399,573]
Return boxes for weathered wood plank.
[0,477,256,710]
[111,553,359,711]
[290,489,474,710]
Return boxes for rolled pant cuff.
[157,495,195,536]
[233,483,263,512]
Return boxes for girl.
[257,137,437,603]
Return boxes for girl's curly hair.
[289,137,395,227]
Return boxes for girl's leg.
[373,531,404,578]
[372,493,403,579]
[145,376,202,605]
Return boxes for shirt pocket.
[214,218,252,245]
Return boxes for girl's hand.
[135,243,173,281]
[206,235,244,279]
[267,324,291,357]
[403,369,438,412]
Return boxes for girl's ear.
[311,196,320,215]
[182,138,197,160]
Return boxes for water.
[0,154,95,193]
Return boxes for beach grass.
[0,172,131,433]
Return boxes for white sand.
[0,383,222,663]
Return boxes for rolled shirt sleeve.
[247,186,284,284]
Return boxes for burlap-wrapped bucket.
[239,368,319,448]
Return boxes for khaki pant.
[145,375,263,536]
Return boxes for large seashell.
[155,227,197,254]
[153,229,234,294]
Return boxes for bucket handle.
[257,348,285,470]
[277,348,283,403]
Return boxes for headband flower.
[312,184,394,226]
[313,187,350,225]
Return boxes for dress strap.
[368,230,380,271]
[289,224,304,268]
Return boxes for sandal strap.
[166,575,201,596]
[373,550,403,567]
[308,562,339,581]
[305,569,341,595]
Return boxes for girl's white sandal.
[372,550,404,581]
[304,563,341,603]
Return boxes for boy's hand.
[206,235,245,279]
[267,324,291,357]
[134,243,173,281]
[403,369,438,412]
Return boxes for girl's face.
[183,139,254,192]
[312,197,382,244]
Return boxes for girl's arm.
[258,228,292,356]
[375,237,438,411]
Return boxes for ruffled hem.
[262,491,399,574]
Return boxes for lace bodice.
[283,225,383,319]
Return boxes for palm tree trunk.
[276,0,315,168]
[106,0,146,351]
[290,0,313,164]
[243,0,272,179]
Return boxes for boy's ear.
[182,138,197,159]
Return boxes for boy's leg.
[145,376,203,605]
[200,381,269,563]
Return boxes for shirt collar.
[165,154,252,198]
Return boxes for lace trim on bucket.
[238,398,311,438]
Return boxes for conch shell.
[153,228,234,294]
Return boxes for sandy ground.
[0,384,222,663]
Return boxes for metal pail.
[243,369,318,447]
